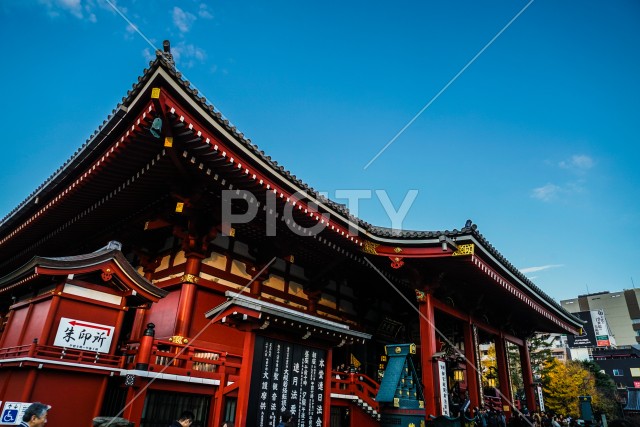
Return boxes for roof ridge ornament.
[156,39,175,68]
[102,241,122,252]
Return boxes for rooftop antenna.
[632,277,636,289]
[586,283,590,295]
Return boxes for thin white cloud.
[171,42,207,68]
[532,154,594,202]
[520,264,563,274]
[39,0,97,22]
[198,3,213,19]
[531,183,560,202]
[559,154,594,172]
[172,6,196,33]
[142,48,155,62]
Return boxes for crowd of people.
[457,406,634,427]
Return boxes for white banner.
[591,310,607,336]
[53,317,115,353]
[438,360,450,416]
[591,310,611,346]
[537,384,545,413]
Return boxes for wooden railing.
[484,395,501,410]
[330,370,381,414]
[0,343,122,367]
[0,340,242,381]
[122,339,243,383]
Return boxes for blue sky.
[0,1,638,302]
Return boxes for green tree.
[579,360,620,420]
[528,333,554,381]
[507,342,524,401]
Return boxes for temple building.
[0,42,582,427]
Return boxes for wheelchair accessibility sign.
[1,402,29,425]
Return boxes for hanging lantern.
[486,367,498,388]
[453,365,465,382]
[150,117,163,138]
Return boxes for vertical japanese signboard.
[591,310,611,346]
[248,336,326,427]
[53,317,115,353]
[536,384,545,412]
[437,360,450,416]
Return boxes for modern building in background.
[561,290,640,346]
[561,290,640,413]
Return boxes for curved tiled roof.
[0,47,576,326]
[137,52,574,322]
[0,241,167,301]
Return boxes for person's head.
[177,411,195,427]
[281,411,292,422]
[23,403,49,427]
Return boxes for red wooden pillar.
[235,329,256,427]
[211,352,228,427]
[305,290,321,314]
[39,283,64,345]
[93,377,109,419]
[130,307,147,341]
[20,369,37,401]
[122,384,147,423]
[17,303,35,345]
[494,336,512,412]
[111,308,128,352]
[0,310,15,348]
[463,322,479,409]
[131,267,156,341]
[520,340,536,412]
[417,288,438,416]
[175,255,202,339]
[135,323,155,370]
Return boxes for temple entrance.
[140,390,210,427]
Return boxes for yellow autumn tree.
[541,359,598,416]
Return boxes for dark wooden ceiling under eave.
[0,132,179,275]
[368,255,572,336]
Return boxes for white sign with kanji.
[438,360,450,416]
[53,317,115,353]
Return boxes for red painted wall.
[0,366,104,427]
[190,289,244,352]
[20,301,51,345]
[2,307,29,347]
[347,403,381,427]
[145,290,179,338]
[0,370,29,401]
[28,369,104,427]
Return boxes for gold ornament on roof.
[362,241,379,255]
[452,243,474,256]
